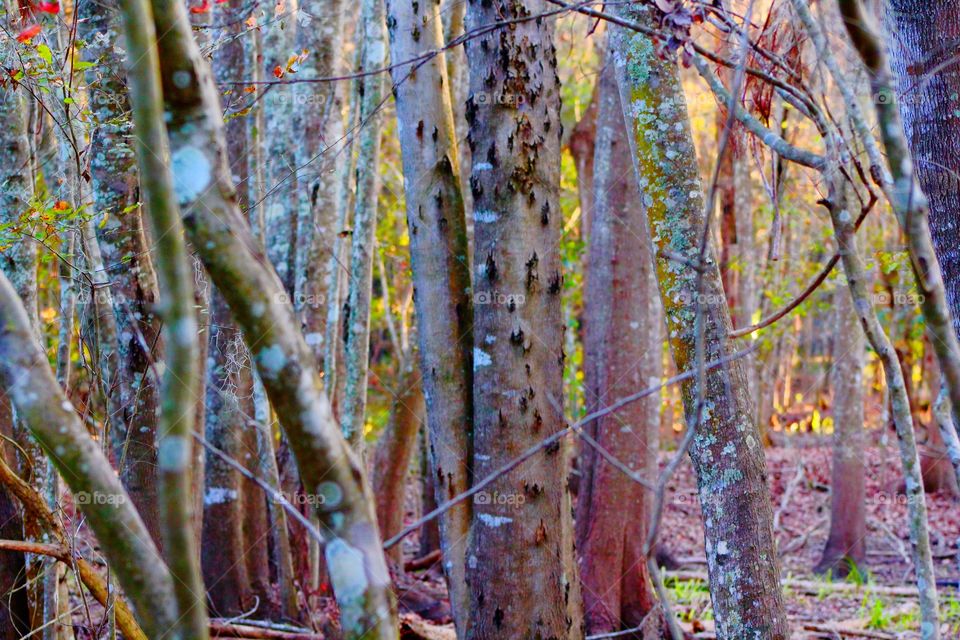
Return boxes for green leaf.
[36,44,52,65]
[73,60,94,71]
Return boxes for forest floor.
[390,441,960,639]
[63,441,960,638]
[657,443,960,639]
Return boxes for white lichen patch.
[257,345,287,375]
[171,146,212,205]
[203,487,238,505]
[477,513,513,527]
[473,348,492,369]
[326,538,369,632]
[158,435,190,471]
[473,209,499,223]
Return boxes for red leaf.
[36,2,60,13]
[189,0,210,13]
[272,65,284,79]
[16,24,41,43]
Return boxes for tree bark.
[576,54,667,639]
[385,0,474,629]
[373,365,424,565]
[814,283,866,577]
[341,0,387,450]
[463,0,583,635]
[79,0,166,549]
[611,7,788,637]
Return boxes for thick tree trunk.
[576,55,666,638]
[611,7,788,638]
[385,0,474,630]
[78,0,165,547]
[814,284,866,577]
[884,0,960,338]
[463,0,583,636]
[135,0,398,634]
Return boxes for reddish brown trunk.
[815,286,867,577]
[576,57,666,638]
[373,367,425,565]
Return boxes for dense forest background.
[1,0,960,637]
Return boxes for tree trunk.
[385,0,474,629]
[202,293,254,617]
[341,0,387,450]
[884,0,960,339]
[262,0,299,295]
[463,0,583,635]
[576,54,666,638]
[293,0,347,364]
[814,284,866,577]
[611,7,789,637]
[79,0,166,548]
[373,365,425,564]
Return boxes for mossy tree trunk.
[611,7,789,637]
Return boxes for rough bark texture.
[203,292,254,617]
[815,284,866,577]
[293,0,347,363]
[576,56,666,639]
[341,0,387,449]
[463,0,583,636]
[79,0,166,550]
[385,0,474,630]
[611,7,788,638]
[884,0,960,339]
[143,0,398,634]
[262,0,299,295]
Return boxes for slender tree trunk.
[119,2,208,633]
[814,283,866,577]
[611,7,789,637]
[385,0,474,629]
[203,292,255,617]
[341,0,387,450]
[576,55,667,639]
[262,0,299,294]
[293,0,347,362]
[373,364,424,564]
[463,0,583,636]
[138,0,398,634]
[822,167,940,637]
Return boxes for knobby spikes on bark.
[464,0,583,637]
